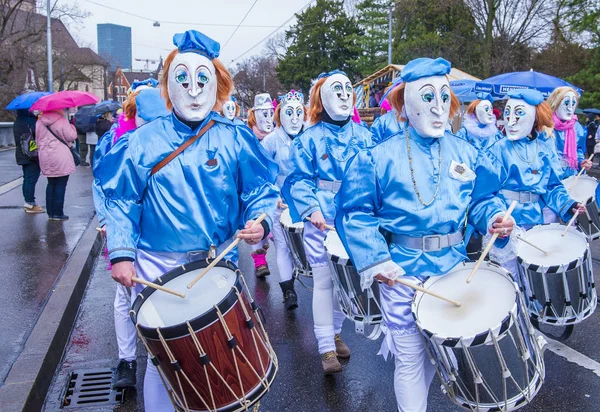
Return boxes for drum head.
[518,223,588,268]
[324,231,349,261]
[279,208,303,229]
[563,175,598,203]
[414,262,517,342]
[136,265,237,329]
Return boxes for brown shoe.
[335,334,350,359]
[24,204,45,214]
[321,351,342,375]
[255,265,270,278]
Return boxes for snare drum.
[562,175,600,240]
[324,231,382,339]
[279,208,312,277]
[517,223,597,326]
[131,261,277,412]
[413,261,545,411]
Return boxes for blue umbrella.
[474,70,582,99]
[6,91,52,110]
[583,108,600,115]
[91,100,121,116]
[450,80,479,103]
[74,105,97,133]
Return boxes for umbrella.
[30,90,100,112]
[6,91,52,110]
[74,105,97,133]
[583,108,600,115]
[91,100,121,116]
[450,80,479,103]
[474,69,582,98]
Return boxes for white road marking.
[0,177,23,196]
[539,332,600,378]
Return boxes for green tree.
[350,0,391,77]
[392,0,484,77]
[276,0,362,91]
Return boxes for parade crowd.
[13,28,600,412]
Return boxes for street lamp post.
[388,3,393,65]
[46,0,53,92]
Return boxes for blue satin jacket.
[261,127,296,189]
[281,120,373,222]
[370,110,403,144]
[487,134,575,226]
[335,126,506,278]
[456,126,503,151]
[97,112,279,261]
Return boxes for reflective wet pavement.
[0,151,96,385]
[45,241,600,411]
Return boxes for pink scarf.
[553,113,578,169]
[252,125,269,141]
[113,113,137,144]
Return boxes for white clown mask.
[404,75,451,138]
[280,101,304,136]
[556,91,578,121]
[167,52,217,122]
[475,100,496,125]
[223,100,236,120]
[255,108,274,133]
[504,98,536,141]
[320,73,354,121]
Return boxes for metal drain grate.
[63,368,124,408]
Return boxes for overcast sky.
[68,0,309,71]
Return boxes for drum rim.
[517,223,589,272]
[324,231,352,266]
[411,261,518,347]
[130,259,242,341]
[279,208,304,232]
[562,175,597,203]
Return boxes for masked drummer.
[97,30,279,411]
[221,95,242,124]
[92,82,169,390]
[282,70,372,375]
[334,58,513,411]
[486,89,585,275]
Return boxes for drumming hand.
[489,215,515,238]
[375,273,396,287]
[580,159,593,170]
[277,199,286,209]
[310,210,327,231]
[100,225,106,238]
[238,219,265,245]
[573,203,586,214]
[112,261,136,287]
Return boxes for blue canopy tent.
[475,70,582,98]
[450,80,479,103]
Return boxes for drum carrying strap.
[151,120,215,176]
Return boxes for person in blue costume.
[456,92,503,150]
[487,89,584,276]
[370,77,404,144]
[92,84,169,390]
[546,86,592,178]
[97,30,279,412]
[221,95,243,124]
[281,69,373,375]
[260,90,307,311]
[335,58,514,412]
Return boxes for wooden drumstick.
[467,200,518,284]
[305,216,336,231]
[132,277,185,298]
[187,213,268,289]
[516,236,548,255]
[96,227,103,232]
[572,153,594,183]
[395,277,461,307]
[562,210,580,237]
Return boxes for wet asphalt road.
[0,149,96,384]
[45,240,600,411]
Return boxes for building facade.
[97,23,132,71]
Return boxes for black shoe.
[114,359,137,389]
[280,280,298,311]
[49,215,69,221]
[80,161,90,167]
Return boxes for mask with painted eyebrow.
[281,101,304,136]
[504,98,535,141]
[404,75,451,138]
[320,73,354,121]
[555,91,578,121]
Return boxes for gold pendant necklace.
[405,128,442,207]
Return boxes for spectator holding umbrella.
[14,109,44,213]
[91,112,112,168]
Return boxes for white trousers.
[113,284,136,361]
[250,207,294,282]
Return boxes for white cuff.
[484,213,521,264]
[359,259,406,291]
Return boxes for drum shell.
[132,261,276,412]
[279,212,312,277]
[562,176,600,240]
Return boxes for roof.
[353,64,480,88]
[122,71,157,88]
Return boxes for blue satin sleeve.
[370,111,401,144]
[335,149,390,272]
[91,127,116,226]
[281,137,320,221]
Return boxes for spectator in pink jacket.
[36,110,77,221]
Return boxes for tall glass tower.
[97,24,132,71]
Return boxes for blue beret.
[505,89,544,106]
[230,96,237,103]
[317,69,347,80]
[173,30,220,59]
[401,58,452,82]
[135,89,169,122]
[476,92,494,103]
[131,78,159,91]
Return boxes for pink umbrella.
[30,90,100,112]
